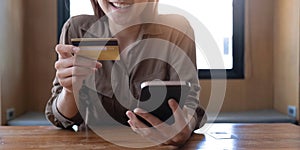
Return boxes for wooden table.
[0,123,299,149]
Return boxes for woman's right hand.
[54,44,102,94]
[54,44,102,118]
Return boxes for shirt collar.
[140,23,163,36]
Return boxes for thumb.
[55,44,79,59]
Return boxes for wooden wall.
[23,0,57,112]
[0,0,25,125]
[273,0,300,120]
[0,0,5,125]
[0,0,57,125]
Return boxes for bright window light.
[70,0,93,17]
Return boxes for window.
[197,0,245,79]
[58,0,245,79]
[57,0,70,42]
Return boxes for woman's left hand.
[126,99,195,146]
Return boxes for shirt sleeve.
[45,78,84,129]
[45,19,84,129]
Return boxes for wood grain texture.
[0,0,26,125]
[0,124,299,149]
[188,123,300,149]
[23,0,57,112]
[273,0,300,120]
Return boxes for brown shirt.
[45,14,206,129]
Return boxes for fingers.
[58,76,84,92]
[169,99,186,128]
[126,111,166,144]
[130,108,173,141]
[168,99,192,145]
[56,64,99,92]
[55,44,102,68]
[55,44,101,68]
[126,100,192,146]
[55,44,78,59]
[55,57,74,70]
[74,56,102,69]
[126,111,154,138]
[126,111,148,128]
[55,56,102,70]
[54,44,102,92]
[134,108,175,137]
[56,66,95,79]
[133,99,186,128]
[133,108,163,127]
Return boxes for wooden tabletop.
[0,123,299,149]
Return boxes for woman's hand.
[126,99,195,146]
[54,44,102,118]
[55,44,102,94]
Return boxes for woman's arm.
[45,19,102,129]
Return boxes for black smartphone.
[137,81,191,127]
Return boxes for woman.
[46,0,206,146]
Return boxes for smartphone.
[137,81,191,126]
[71,38,120,60]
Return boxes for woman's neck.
[109,21,142,52]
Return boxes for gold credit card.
[71,38,120,60]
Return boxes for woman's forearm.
[56,88,79,119]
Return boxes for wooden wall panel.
[0,0,6,125]
[0,0,26,125]
[23,0,57,112]
[273,0,300,120]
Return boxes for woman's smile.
[109,1,133,9]
[99,0,149,25]
[107,1,134,12]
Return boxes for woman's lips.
[109,2,132,9]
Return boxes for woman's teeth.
[111,2,131,8]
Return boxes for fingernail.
[127,120,132,126]
[96,62,102,68]
[128,120,135,128]
[126,111,133,119]
[73,47,80,52]
[168,100,177,108]
[134,108,145,114]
